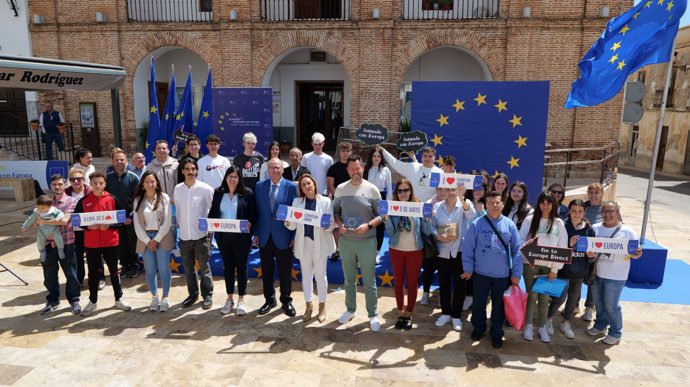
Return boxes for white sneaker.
[419,292,430,306]
[560,321,575,339]
[546,318,555,335]
[81,301,97,317]
[159,298,170,312]
[369,317,381,332]
[149,296,160,312]
[452,318,462,332]
[463,296,473,311]
[583,307,595,322]
[375,254,381,265]
[236,301,247,316]
[538,325,551,343]
[435,314,451,327]
[171,248,181,257]
[98,279,105,290]
[587,326,607,336]
[338,311,356,324]
[115,299,132,311]
[523,324,534,341]
[220,300,234,315]
[602,335,620,345]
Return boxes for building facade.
[25,0,630,157]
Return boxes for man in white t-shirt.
[197,134,231,189]
[377,145,442,202]
[587,201,642,346]
[301,132,333,196]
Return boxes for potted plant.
[56,122,67,134]
[30,119,39,131]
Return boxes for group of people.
[24,129,642,349]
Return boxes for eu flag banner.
[161,71,177,154]
[212,88,273,158]
[411,81,549,204]
[172,70,194,150]
[196,68,213,154]
[565,0,686,108]
[146,57,161,162]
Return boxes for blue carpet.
[618,259,690,305]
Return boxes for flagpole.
[639,37,677,243]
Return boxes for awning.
[0,55,126,91]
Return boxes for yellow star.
[609,54,619,64]
[170,258,182,273]
[356,273,362,285]
[492,170,501,179]
[253,266,263,278]
[436,113,449,127]
[452,99,465,112]
[431,134,443,146]
[494,99,508,112]
[667,1,675,11]
[645,0,652,7]
[509,114,523,128]
[658,0,665,5]
[619,25,630,35]
[617,60,626,71]
[507,156,520,169]
[377,270,394,287]
[175,113,181,120]
[474,92,487,106]
[180,112,184,118]
[217,120,223,124]
[202,111,210,119]
[145,141,150,149]
[436,154,444,167]
[514,135,528,148]
[150,106,157,113]
[220,127,225,131]
[164,113,169,120]
[633,12,641,19]
[194,260,201,273]
[291,268,301,281]
[610,41,622,52]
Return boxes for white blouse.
[366,165,393,196]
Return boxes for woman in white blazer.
[285,173,336,323]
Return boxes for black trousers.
[436,255,465,318]
[85,246,122,304]
[217,234,252,296]
[259,236,293,304]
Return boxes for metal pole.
[640,38,677,242]
[111,88,122,148]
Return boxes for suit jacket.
[283,165,311,182]
[255,178,297,249]
[284,195,336,261]
[208,187,256,246]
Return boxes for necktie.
[270,184,278,212]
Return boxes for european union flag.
[172,69,194,150]
[161,69,177,154]
[411,81,549,203]
[146,57,161,163]
[565,0,686,108]
[196,67,213,154]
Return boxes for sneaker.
[149,296,160,312]
[587,326,607,336]
[171,248,181,257]
[338,310,356,324]
[560,321,575,339]
[491,336,503,349]
[452,318,463,332]
[435,314,451,327]
[538,325,551,343]
[71,301,81,315]
[583,307,595,322]
[546,318,555,335]
[236,301,247,316]
[202,295,213,310]
[115,299,132,311]
[602,335,621,345]
[81,301,97,316]
[328,251,341,263]
[523,324,534,341]
[159,298,170,312]
[394,316,407,329]
[98,279,106,290]
[375,255,381,265]
[402,318,413,331]
[369,316,381,332]
[39,302,59,315]
[471,331,483,341]
[221,300,234,315]
[420,292,430,306]
[463,296,473,311]
[126,267,139,278]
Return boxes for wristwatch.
[368,223,373,230]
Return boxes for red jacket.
[75,191,121,248]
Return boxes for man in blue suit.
[254,158,298,316]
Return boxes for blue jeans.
[142,231,172,297]
[43,131,64,161]
[42,243,80,304]
[592,277,626,339]
[471,273,510,340]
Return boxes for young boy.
[22,195,65,262]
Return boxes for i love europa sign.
[198,218,250,233]
[378,201,433,218]
[276,205,332,228]
[575,237,640,254]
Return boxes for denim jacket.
[385,215,431,250]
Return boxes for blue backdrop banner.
[411,81,549,203]
[212,87,273,158]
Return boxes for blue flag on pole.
[161,69,177,155]
[172,69,194,151]
[564,0,686,108]
[411,81,549,204]
[146,57,161,163]
[196,67,213,154]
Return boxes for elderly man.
[283,147,311,182]
[39,101,66,160]
[129,152,147,179]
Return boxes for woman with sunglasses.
[547,183,568,220]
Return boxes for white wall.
[0,0,31,57]
[402,46,489,82]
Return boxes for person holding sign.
[384,178,431,330]
[284,174,336,323]
[587,201,642,345]
[209,166,256,316]
[364,148,392,262]
[378,145,442,202]
[430,185,476,331]
[518,191,568,343]
[132,171,174,312]
[74,172,131,316]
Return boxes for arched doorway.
[262,47,350,151]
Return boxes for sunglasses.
[550,190,563,195]
[69,177,84,182]
[397,188,411,194]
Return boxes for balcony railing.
[261,0,352,21]
[127,0,212,22]
[402,0,499,20]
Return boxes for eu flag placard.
[565,0,686,108]
[411,81,549,203]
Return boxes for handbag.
[584,224,622,286]
[422,232,439,260]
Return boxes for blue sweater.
[462,214,523,278]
